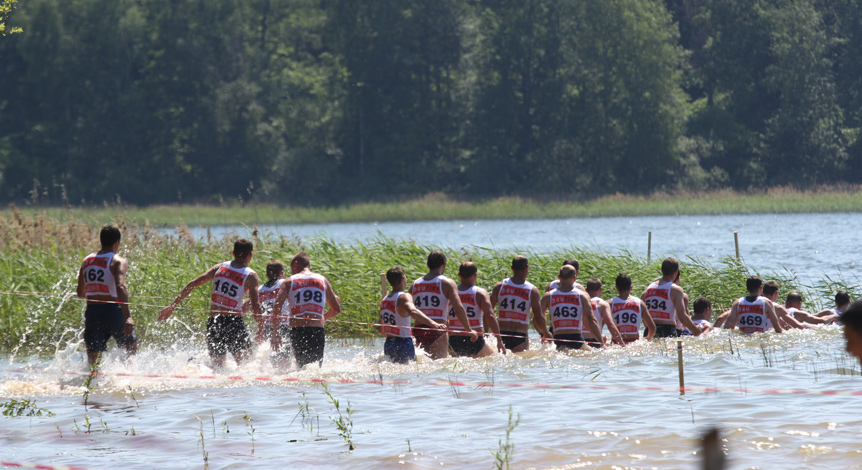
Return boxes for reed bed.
[0,210,854,354]
[5,185,862,227]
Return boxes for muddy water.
[2,327,860,469]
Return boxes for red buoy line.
[5,368,861,397]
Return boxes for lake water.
[188,212,862,285]
[1,327,859,469]
[3,212,862,469]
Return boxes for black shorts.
[206,315,251,358]
[449,334,487,357]
[84,303,137,353]
[290,327,326,368]
[582,335,603,348]
[500,330,528,350]
[554,333,585,350]
[650,324,680,338]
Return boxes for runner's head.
[615,273,632,294]
[386,266,406,289]
[785,292,803,308]
[693,296,711,319]
[563,258,580,274]
[100,225,121,249]
[586,278,602,297]
[841,300,862,366]
[661,257,679,278]
[558,265,576,289]
[836,291,851,308]
[266,260,285,281]
[763,280,780,300]
[458,261,478,284]
[290,252,311,273]
[745,276,762,295]
[511,255,529,274]
[233,238,253,261]
[427,251,447,271]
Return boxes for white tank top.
[211,262,253,311]
[287,273,327,319]
[644,281,676,323]
[81,252,118,298]
[549,288,583,333]
[586,297,604,335]
[737,296,769,334]
[380,292,411,338]
[610,296,643,335]
[448,286,482,331]
[497,278,534,325]
[410,275,450,322]
[258,278,287,324]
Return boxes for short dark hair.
[693,296,711,314]
[559,265,576,280]
[563,258,580,271]
[763,280,779,296]
[386,266,405,287]
[785,292,802,304]
[427,251,447,270]
[586,278,602,294]
[661,258,679,277]
[512,255,528,272]
[746,276,762,293]
[234,238,253,257]
[840,300,862,334]
[615,273,632,291]
[458,261,477,279]
[836,291,851,307]
[292,252,311,268]
[266,260,285,280]
[100,225,121,247]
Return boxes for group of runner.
[77,226,852,369]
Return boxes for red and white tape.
[5,368,861,397]
[0,461,90,470]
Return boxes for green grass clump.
[0,211,852,354]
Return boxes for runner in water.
[159,239,262,367]
[448,262,505,357]
[783,291,830,325]
[610,273,655,344]
[541,265,602,350]
[545,258,585,292]
[641,258,701,338]
[243,260,291,364]
[77,225,137,365]
[722,276,783,334]
[410,251,477,359]
[583,278,624,347]
[689,297,714,334]
[491,255,553,352]
[270,252,341,368]
[840,300,862,366]
[816,291,852,324]
[379,267,446,363]
[762,281,819,330]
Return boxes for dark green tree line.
[1,0,860,206]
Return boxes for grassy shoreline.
[5,187,862,227]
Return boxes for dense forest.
[1,0,861,206]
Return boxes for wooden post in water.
[648,231,652,262]
[733,231,740,261]
[677,340,685,396]
[380,273,387,297]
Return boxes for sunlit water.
[2,327,861,469]
[187,212,862,284]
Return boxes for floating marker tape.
[0,461,90,470]
[5,368,861,397]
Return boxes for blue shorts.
[84,303,137,353]
[384,337,415,364]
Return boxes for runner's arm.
[323,279,341,320]
[246,273,263,337]
[531,287,553,339]
[713,309,731,328]
[270,279,291,350]
[674,286,701,336]
[766,303,783,333]
[601,302,625,345]
[793,310,828,324]
[723,303,740,329]
[581,291,602,345]
[400,293,444,329]
[477,288,505,354]
[158,264,219,321]
[113,256,134,334]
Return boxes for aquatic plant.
[322,383,354,451]
[1,398,54,417]
[492,406,520,470]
